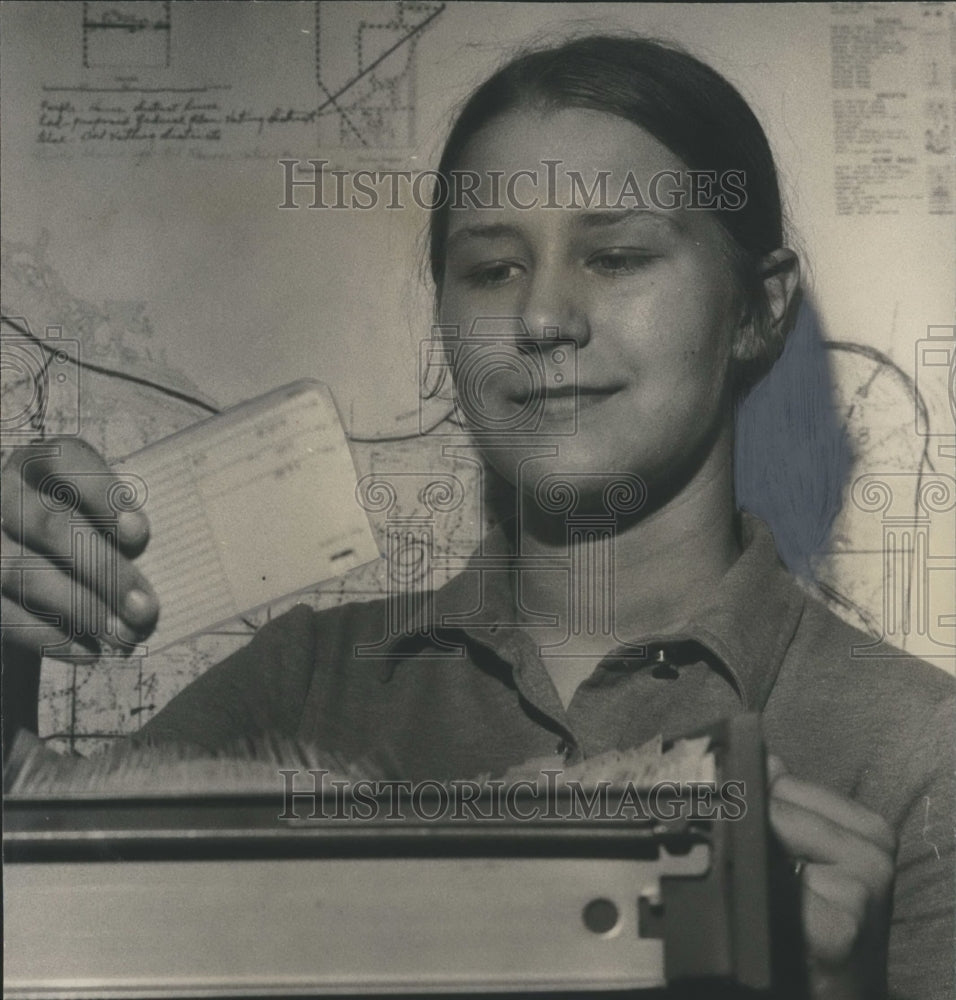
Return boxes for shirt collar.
[665,514,806,709]
[382,513,805,710]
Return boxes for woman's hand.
[1,437,159,664]
[768,756,897,1000]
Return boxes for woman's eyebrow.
[576,208,681,232]
[445,223,523,251]
[444,211,682,253]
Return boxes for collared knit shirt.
[141,517,954,999]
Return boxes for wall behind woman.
[3,4,951,419]
[1,3,953,748]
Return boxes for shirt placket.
[463,622,584,765]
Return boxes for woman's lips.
[515,384,625,409]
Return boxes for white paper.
[114,380,381,652]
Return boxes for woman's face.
[437,106,748,503]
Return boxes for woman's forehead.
[443,107,730,247]
[455,106,686,183]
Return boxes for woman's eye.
[466,262,523,287]
[588,251,657,275]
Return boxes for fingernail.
[123,588,157,625]
[98,628,142,659]
[766,754,788,787]
[116,620,145,649]
[117,511,149,546]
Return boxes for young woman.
[2,35,951,1000]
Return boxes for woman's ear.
[733,248,802,368]
[760,248,801,334]
[421,324,451,401]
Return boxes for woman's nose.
[520,266,591,347]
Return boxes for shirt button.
[651,648,679,680]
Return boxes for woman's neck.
[509,446,741,656]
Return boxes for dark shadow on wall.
[735,297,854,579]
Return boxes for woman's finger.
[1,501,158,636]
[0,538,147,654]
[0,594,94,660]
[770,771,896,852]
[770,794,895,897]
[800,864,891,1000]
[801,864,869,965]
[766,753,788,786]
[772,773,895,854]
[2,439,150,556]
